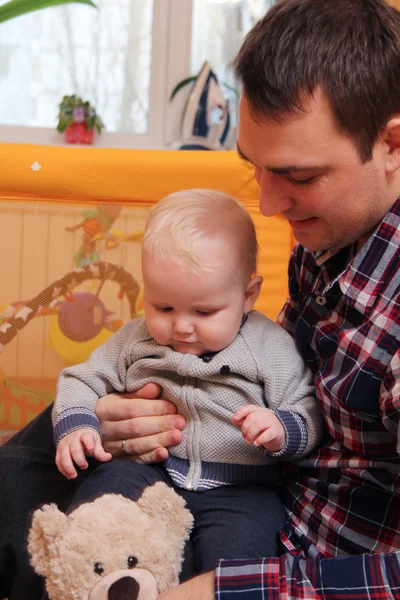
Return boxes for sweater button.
[316,295,326,306]
[202,354,213,363]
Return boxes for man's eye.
[287,175,315,186]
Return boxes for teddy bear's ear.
[27,503,69,577]
[138,482,193,543]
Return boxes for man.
[164,0,399,595]
[1,1,399,599]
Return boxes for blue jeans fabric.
[0,405,285,599]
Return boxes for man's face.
[237,90,394,253]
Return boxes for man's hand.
[232,405,286,453]
[95,383,186,464]
[158,571,215,599]
[55,428,111,479]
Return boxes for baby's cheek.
[207,328,237,352]
[146,318,166,344]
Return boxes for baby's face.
[142,251,249,356]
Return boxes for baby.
[53,189,323,573]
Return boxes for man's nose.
[256,169,294,217]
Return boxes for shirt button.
[316,295,327,306]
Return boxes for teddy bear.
[28,482,194,600]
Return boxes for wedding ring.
[121,440,128,455]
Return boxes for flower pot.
[65,123,95,144]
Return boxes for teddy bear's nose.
[108,575,140,600]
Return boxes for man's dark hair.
[234,0,400,162]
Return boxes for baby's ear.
[27,504,69,577]
[244,275,263,312]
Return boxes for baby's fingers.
[232,404,259,425]
[80,431,97,454]
[254,429,276,448]
[81,432,110,462]
[254,427,285,452]
[241,416,268,444]
[93,438,112,463]
[70,439,89,471]
[56,446,78,480]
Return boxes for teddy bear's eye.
[94,562,104,575]
[127,556,138,569]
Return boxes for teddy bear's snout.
[88,567,158,600]
[108,575,140,600]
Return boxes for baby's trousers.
[68,459,286,578]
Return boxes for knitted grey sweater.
[53,310,323,491]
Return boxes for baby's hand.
[56,428,112,479]
[232,405,286,453]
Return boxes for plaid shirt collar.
[312,196,400,314]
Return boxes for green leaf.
[169,76,197,102]
[0,0,96,24]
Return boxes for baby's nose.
[173,317,194,334]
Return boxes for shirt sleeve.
[252,319,323,458]
[380,348,400,455]
[270,244,323,457]
[52,320,138,445]
[215,551,400,599]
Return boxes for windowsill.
[0,125,169,149]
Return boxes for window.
[0,0,275,148]
[0,1,154,132]
[191,0,274,76]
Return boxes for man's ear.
[244,275,263,313]
[382,118,400,173]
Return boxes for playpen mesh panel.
[0,199,149,442]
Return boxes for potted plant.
[0,0,96,25]
[57,94,104,144]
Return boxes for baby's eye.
[127,556,138,569]
[93,562,104,575]
[196,310,216,316]
[157,306,173,312]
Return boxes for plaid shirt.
[216,198,400,599]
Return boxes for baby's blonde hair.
[143,189,258,277]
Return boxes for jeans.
[0,405,285,599]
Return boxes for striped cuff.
[216,557,281,599]
[267,410,307,458]
[53,407,102,446]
